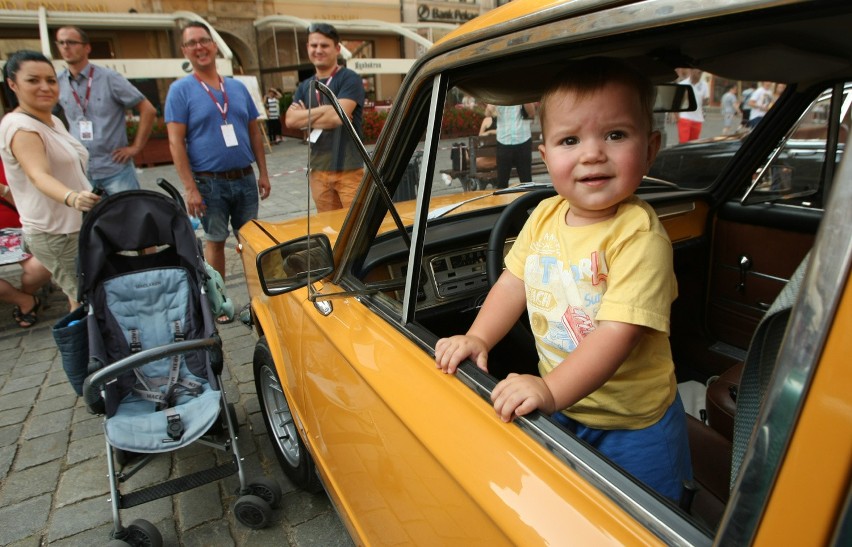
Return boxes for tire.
[248,476,283,509]
[233,494,272,529]
[253,337,323,493]
[125,519,163,547]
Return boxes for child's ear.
[646,130,662,169]
[538,141,548,165]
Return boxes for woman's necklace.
[16,108,53,128]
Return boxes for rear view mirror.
[257,234,334,296]
[654,84,698,113]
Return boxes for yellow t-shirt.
[504,195,677,429]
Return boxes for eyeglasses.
[308,23,339,42]
[182,37,214,48]
[55,40,85,47]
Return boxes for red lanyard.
[70,66,94,117]
[315,65,341,106]
[194,73,229,123]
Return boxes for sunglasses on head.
[308,23,339,41]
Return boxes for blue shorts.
[194,173,259,243]
[553,393,693,501]
[89,162,140,195]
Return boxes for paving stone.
[32,393,77,416]
[0,387,40,411]
[48,524,113,547]
[0,444,16,480]
[55,456,110,506]
[290,511,356,547]
[177,481,223,531]
[70,414,104,442]
[13,430,68,470]
[232,362,255,384]
[0,423,24,447]
[47,495,112,542]
[0,406,30,428]
[0,373,44,395]
[181,518,236,547]
[23,407,73,440]
[39,381,75,400]
[281,489,337,526]
[0,460,61,506]
[0,493,52,546]
[10,359,51,380]
[15,347,56,367]
[66,435,106,465]
[5,534,42,547]
[123,496,174,530]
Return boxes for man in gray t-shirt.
[56,26,157,194]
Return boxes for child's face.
[539,81,661,225]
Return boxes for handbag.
[52,305,89,396]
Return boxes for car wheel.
[253,337,323,493]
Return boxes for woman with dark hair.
[0,50,100,309]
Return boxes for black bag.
[52,305,89,396]
[450,142,469,171]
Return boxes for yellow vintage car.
[238,0,852,544]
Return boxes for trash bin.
[393,150,423,202]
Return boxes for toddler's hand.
[435,335,488,374]
[491,373,556,422]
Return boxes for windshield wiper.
[427,182,553,221]
[313,81,411,248]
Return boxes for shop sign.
[418,1,480,23]
[0,1,115,11]
[351,58,416,75]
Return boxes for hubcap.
[259,364,300,467]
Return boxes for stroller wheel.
[234,494,272,529]
[248,476,282,509]
[125,519,163,547]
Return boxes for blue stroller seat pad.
[101,267,219,452]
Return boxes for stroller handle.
[82,337,219,407]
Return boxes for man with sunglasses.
[285,22,365,212]
[55,26,157,195]
[165,22,271,323]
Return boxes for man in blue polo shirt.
[56,26,157,194]
[166,21,271,323]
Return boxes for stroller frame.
[77,181,279,545]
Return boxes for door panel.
[708,207,815,351]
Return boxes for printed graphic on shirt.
[524,233,609,357]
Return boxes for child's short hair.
[539,57,656,134]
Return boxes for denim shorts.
[194,173,260,243]
[89,161,140,195]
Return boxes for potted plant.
[127,117,172,166]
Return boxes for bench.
[442,133,548,191]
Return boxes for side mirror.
[654,84,698,113]
[256,234,334,296]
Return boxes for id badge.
[221,124,238,147]
[78,120,94,141]
[309,128,322,143]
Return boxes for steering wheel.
[486,188,558,287]
[484,188,557,378]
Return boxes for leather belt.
[193,166,253,180]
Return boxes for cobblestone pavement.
[0,138,354,547]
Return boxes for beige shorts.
[23,231,79,301]
[309,168,364,213]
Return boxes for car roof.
[424,0,852,106]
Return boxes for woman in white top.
[0,50,100,309]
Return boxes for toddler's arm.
[435,270,526,374]
[491,320,645,422]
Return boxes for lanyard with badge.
[71,66,95,141]
[194,74,238,147]
[309,65,341,144]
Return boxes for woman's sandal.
[216,314,234,325]
[13,295,41,329]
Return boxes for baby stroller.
[77,181,280,546]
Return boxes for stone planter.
[135,138,172,167]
